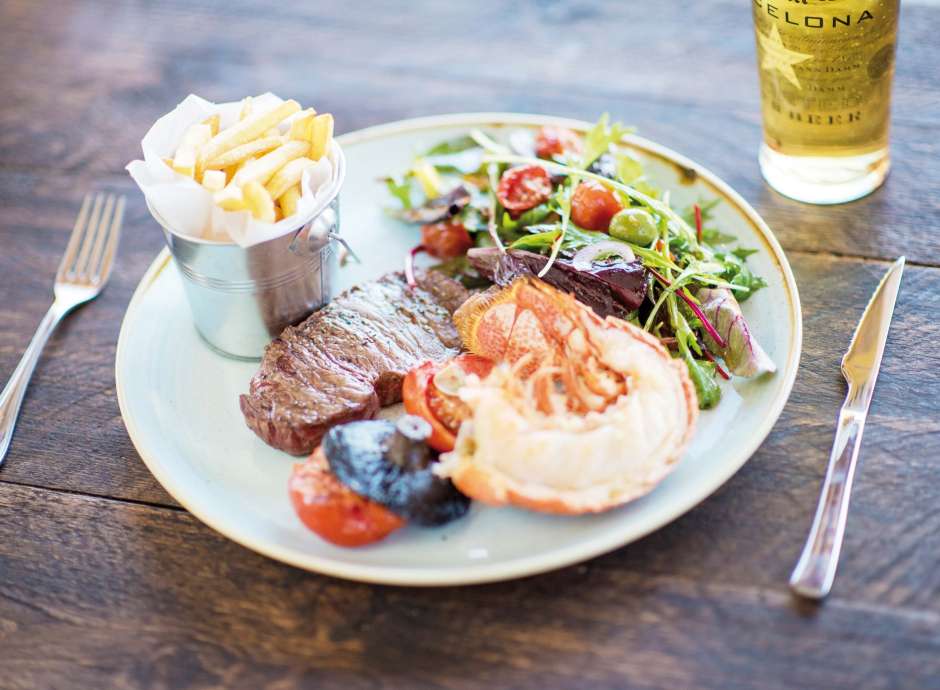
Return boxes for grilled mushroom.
[323,416,471,526]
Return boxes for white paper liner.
[126,93,341,247]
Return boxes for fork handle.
[0,302,70,466]
[789,403,866,599]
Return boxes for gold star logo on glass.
[758,24,813,89]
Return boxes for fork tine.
[87,194,117,282]
[68,194,104,278]
[56,194,93,279]
[91,195,124,285]
[74,194,113,279]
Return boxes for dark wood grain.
[1,0,939,688]
[2,482,939,690]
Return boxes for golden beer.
[752,0,899,204]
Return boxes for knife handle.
[789,402,866,599]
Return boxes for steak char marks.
[240,270,468,455]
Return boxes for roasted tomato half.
[289,449,404,547]
[535,126,583,160]
[570,179,623,232]
[496,165,552,215]
[420,219,473,259]
[402,354,494,452]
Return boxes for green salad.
[384,115,776,408]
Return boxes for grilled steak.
[240,270,468,455]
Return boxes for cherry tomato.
[289,449,404,547]
[535,126,583,160]
[402,354,494,452]
[496,165,552,215]
[570,180,623,232]
[420,219,473,259]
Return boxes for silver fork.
[0,193,125,465]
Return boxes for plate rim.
[116,112,803,586]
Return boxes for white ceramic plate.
[116,113,802,586]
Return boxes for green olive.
[608,208,658,246]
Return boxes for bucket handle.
[287,226,361,264]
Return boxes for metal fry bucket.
[146,149,346,360]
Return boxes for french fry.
[225,158,247,184]
[278,184,302,218]
[242,181,276,222]
[169,96,331,222]
[205,136,283,169]
[199,99,301,172]
[214,185,246,211]
[310,113,333,160]
[201,169,226,193]
[202,113,221,137]
[225,155,251,184]
[171,149,197,178]
[238,97,253,121]
[171,123,213,178]
[289,109,317,141]
[265,156,315,201]
[233,140,309,188]
[180,123,212,148]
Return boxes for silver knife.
[790,256,905,599]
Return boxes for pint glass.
[752,1,899,204]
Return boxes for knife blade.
[789,256,905,599]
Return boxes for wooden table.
[2,2,938,688]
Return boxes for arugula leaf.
[732,247,759,260]
[714,250,767,301]
[582,113,635,169]
[668,235,691,256]
[502,203,553,233]
[515,203,553,228]
[510,229,560,252]
[683,352,722,408]
[384,175,414,210]
[424,136,479,156]
[731,270,767,297]
[665,292,721,409]
[701,228,737,245]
